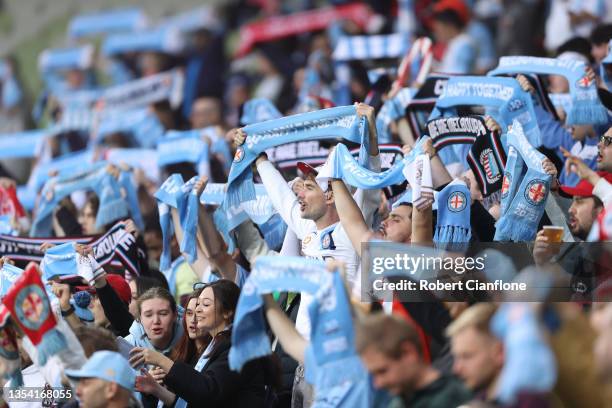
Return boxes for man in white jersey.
[234,103,381,407]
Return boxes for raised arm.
[330,179,370,257]
[263,294,307,363]
[231,128,316,239]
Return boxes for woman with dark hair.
[131,280,267,408]
[169,288,205,366]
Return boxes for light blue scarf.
[39,242,79,281]
[229,256,333,371]
[154,175,200,270]
[102,27,183,57]
[376,88,415,143]
[218,106,367,252]
[430,76,542,147]
[240,98,282,125]
[157,130,210,168]
[99,69,184,111]
[304,271,377,407]
[200,183,279,234]
[315,138,426,190]
[491,303,557,404]
[0,263,22,298]
[95,109,164,149]
[494,121,551,242]
[489,56,608,125]
[31,163,130,237]
[68,7,146,39]
[332,33,411,61]
[0,130,48,160]
[38,45,94,73]
[433,179,472,250]
[229,256,375,407]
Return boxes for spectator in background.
[190,97,224,129]
[590,24,612,66]
[447,303,504,402]
[356,313,472,408]
[65,351,136,408]
[431,0,477,74]
[182,28,226,119]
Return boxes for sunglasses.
[600,135,612,147]
[193,282,211,291]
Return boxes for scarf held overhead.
[494,121,551,241]
[429,76,542,147]
[489,56,608,125]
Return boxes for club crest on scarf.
[233,146,245,163]
[501,172,512,198]
[480,148,501,184]
[14,285,49,331]
[524,180,547,206]
[447,191,467,212]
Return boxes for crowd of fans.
[0,0,611,407]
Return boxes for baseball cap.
[560,172,612,197]
[65,351,136,392]
[74,274,131,304]
[297,162,321,177]
[432,0,470,26]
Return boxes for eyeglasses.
[600,135,612,147]
[193,282,211,291]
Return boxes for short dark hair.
[433,9,466,30]
[74,326,118,357]
[356,313,423,359]
[556,37,593,63]
[591,24,612,45]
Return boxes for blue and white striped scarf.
[68,8,147,39]
[230,256,374,407]
[494,121,551,242]
[434,179,472,250]
[0,130,48,160]
[31,163,130,237]
[332,33,411,62]
[376,88,415,142]
[154,175,200,271]
[102,27,184,57]
[218,106,367,252]
[489,56,608,125]
[157,130,210,168]
[240,98,282,125]
[430,76,542,147]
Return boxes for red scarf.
[0,185,25,219]
[236,3,373,56]
[2,264,66,365]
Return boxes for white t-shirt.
[257,156,380,338]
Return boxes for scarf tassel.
[434,225,472,250]
[567,103,609,127]
[179,191,199,264]
[36,328,68,366]
[96,197,129,229]
[226,168,256,209]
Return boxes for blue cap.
[70,291,94,323]
[65,351,136,392]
